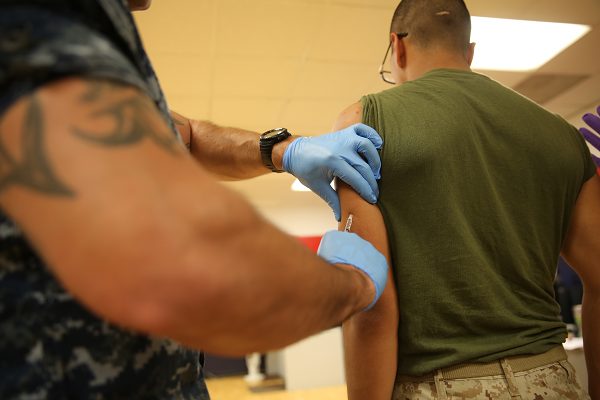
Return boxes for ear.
[392,33,407,69]
[466,42,476,66]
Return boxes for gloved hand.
[283,124,382,221]
[317,230,388,311]
[580,105,600,167]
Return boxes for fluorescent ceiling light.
[291,179,335,192]
[471,16,590,71]
[291,179,311,192]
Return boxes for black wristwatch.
[259,128,292,173]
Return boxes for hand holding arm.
[282,124,383,221]
[317,230,388,310]
[173,111,383,220]
[580,105,600,167]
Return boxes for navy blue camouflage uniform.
[0,0,209,398]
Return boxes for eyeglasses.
[379,32,408,85]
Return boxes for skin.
[127,0,152,11]
[333,105,397,400]
[561,176,600,399]
[338,32,600,398]
[0,78,376,355]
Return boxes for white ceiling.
[135,0,600,233]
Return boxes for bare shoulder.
[333,102,364,131]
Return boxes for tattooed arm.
[169,112,292,180]
[0,78,377,355]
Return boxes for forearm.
[187,119,293,180]
[168,198,373,354]
[343,277,398,400]
[582,289,600,398]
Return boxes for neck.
[404,48,472,81]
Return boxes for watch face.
[262,128,287,140]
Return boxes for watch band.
[260,128,291,173]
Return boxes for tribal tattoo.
[0,80,182,196]
[0,97,74,196]
[74,82,181,154]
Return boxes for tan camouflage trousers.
[393,360,590,400]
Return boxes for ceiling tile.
[522,0,600,24]
[543,74,600,120]
[537,28,600,75]
[291,61,384,100]
[465,0,532,19]
[150,53,212,96]
[215,0,320,59]
[211,98,285,132]
[213,57,299,98]
[300,0,396,8]
[134,1,213,54]
[513,73,590,104]
[307,4,392,64]
[278,99,351,136]
[165,96,211,120]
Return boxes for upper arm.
[0,78,255,330]
[562,174,600,292]
[334,103,396,308]
[332,102,364,132]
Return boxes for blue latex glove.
[283,124,383,221]
[580,105,600,167]
[317,230,388,311]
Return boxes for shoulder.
[333,102,363,131]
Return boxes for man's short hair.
[390,0,471,53]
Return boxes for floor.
[205,377,347,400]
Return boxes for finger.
[281,137,303,172]
[354,136,382,179]
[582,112,600,133]
[345,154,379,197]
[352,123,383,149]
[580,127,600,151]
[333,159,378,203]
[307,180,342,221]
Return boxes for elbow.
[54,187,264,345]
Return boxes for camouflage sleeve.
[0,5,149,118]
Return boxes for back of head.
[391,0,471,54]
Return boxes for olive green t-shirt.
[361,68,596,376]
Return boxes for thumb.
[352,123,383,149]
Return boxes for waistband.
[397,346,567,382]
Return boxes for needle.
[344,214,354,232]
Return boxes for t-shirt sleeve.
[573,126,598,183]
[0,6,148,117]
[360,94,378,132]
